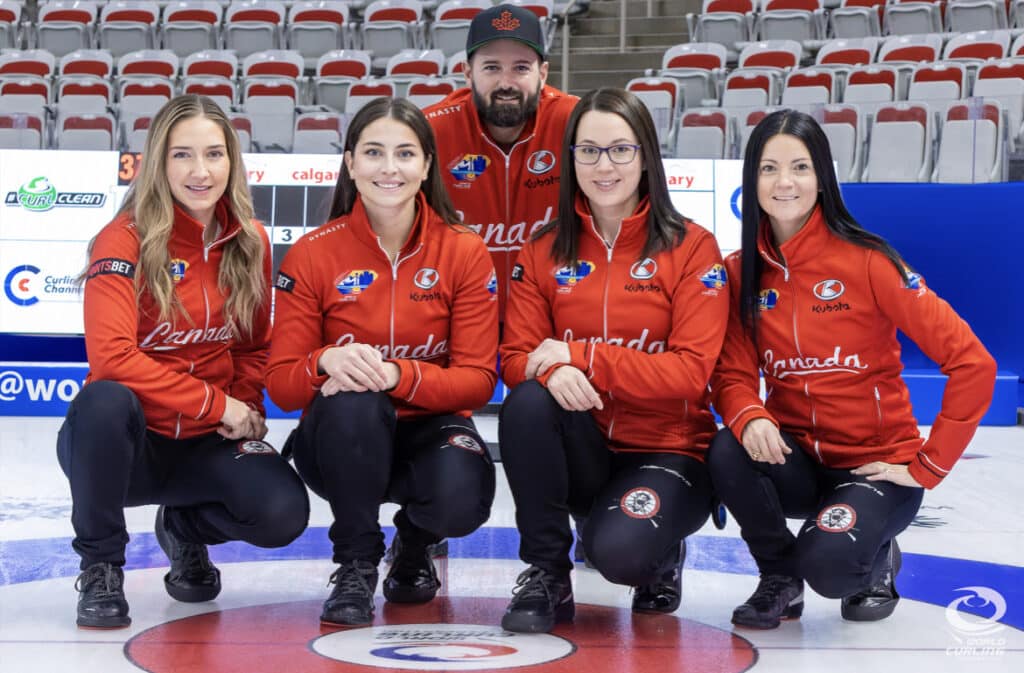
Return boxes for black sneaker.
[383,533,441,604]
[501,566,574,633]
[732,574,804,629]
[75,562,130,628]
[841,539,902,622]
[154,506,221,603]
[322,560,379,626]
[632,540,686,614]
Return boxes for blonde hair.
[111,94,265,336]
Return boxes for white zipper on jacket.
[378,240,424,352]
[480,130,535,231]
[777,252,821,464]
[590,217,619,441]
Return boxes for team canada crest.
[619,487,660,519]
[236,440,276,457]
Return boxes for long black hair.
[739,109,909,343]
[543,87,690,266]
[328,97,460,224]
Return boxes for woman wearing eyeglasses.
[496,88,729,633]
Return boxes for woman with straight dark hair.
[709,109,996,629]
[266,97,499,627]
[59,94,309,629]
[497,88,729,633]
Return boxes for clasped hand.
[219,395,268,440]
[318,343,400,396]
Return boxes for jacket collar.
[757,204,830,270]
[348,191,431,259]
[172,197,242,249]
[576,191,651,252]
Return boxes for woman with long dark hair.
[59,94,309,629]
[710,109,996,629]
[497,88,729,633]
[266,97,498,627]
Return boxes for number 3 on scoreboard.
[118,153,142,186]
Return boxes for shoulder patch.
[87,257,135,280]
[511,263,525,282]
[275,271,296,293]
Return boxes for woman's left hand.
[525,339,572,379]
[851,461,922,488]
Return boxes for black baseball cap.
[466,4,546,61]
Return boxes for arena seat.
[314,49,373,112]
[360,0,425,72]
[430,0,491,57]
[946,0,1009,32]
[972,59,1024,149]
[345,78,397,117]
[659,42,728,109]
[782,68,837,104]
[685,0,756,62]
[98,1,160,58]
[884,0,944,35]
[37,1,99,58]
[405,76,458,108]
[224,0,287,58]
[293,111,345,154]
[942,30,1010,62]
[934,100,1005,183]
[162,1,223,58]
[0,112,45,149]
[829,0,885,38]
[57,112,117,150]
[864,102,934,182]
[287,1,352,70]
[675,108,732,159]
[240,76,299,151]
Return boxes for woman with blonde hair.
[58,94,309,629]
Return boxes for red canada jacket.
[501,195,730,458]
[266,193,499,419]
[425,84,578,318]
[83,199,272,438]
[711,207,997,488]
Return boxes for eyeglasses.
[570,144,641,165]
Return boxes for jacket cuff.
[908,458,943,489]
[206,387,227,425]
[536,362,569,388]
[568,341,589,372]
[388,359,417,400]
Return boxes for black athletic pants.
[707,428,924,598]
[499,381,714,583]
[287,391,496,565]
[57,381,310,570]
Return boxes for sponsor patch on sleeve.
[275,271,296,293]
[511,263,525,282]
[87,257,135,280]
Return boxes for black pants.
[56,381,310,570]
[288,391,495,565]
[707,428,924,598]
[499,381,714,583]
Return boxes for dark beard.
[473,85,541,128]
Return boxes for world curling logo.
[4,176,106,212]
[311,624,574,670]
